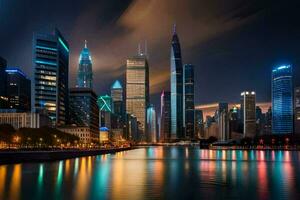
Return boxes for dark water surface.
[1,147,300,200]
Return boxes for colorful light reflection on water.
[0,147,300,199]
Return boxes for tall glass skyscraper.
[272,65,293,134]
[241,91,256,138]
[170,25,184,140]
[184,64,195,139]
[33,29,69,126]
[77,40,93,88]
[126,54,149,139]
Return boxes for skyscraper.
[5,67,31,112]
[126,54,149,139]
[184,64,195,139]
[77,40,93,88]
[170,24,184,140]
[272,65,293,134]
[33,29,69,126]
[147,104,157,143]
[241,91,256,138]
[111,80,123,116]
[195,110,204,139]
[69,88,99,138]
[294,87,300,134]
[160,90,171,142]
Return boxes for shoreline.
[0,147,133,165]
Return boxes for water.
[1,147,300,200]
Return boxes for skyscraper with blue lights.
[170,24,184,140]
[77,40,93,89]
[33,29,69,126]
[272,65,293,134]
[147,104,157,143]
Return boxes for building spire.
[84,40,87,48]
[173,23,177,34]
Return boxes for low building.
[99,127,109,143]
[58,126,98,144]
[0,112,49,129]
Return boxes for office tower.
[124,113,139,141]
[195,110,204,139]
[111,80,123,116]
[170,24,184,139]
[147,104,157,143]
[33,29,69,126]
[272,65,293,134]
[98,95,112,129]
[219,110,229,141]
[0,57,7,97]
[77,40,93,88]
[5,67,31,112]
[241,91,256,138]
[126,53,149,139]
[294,87,300,134]
[183,64,195,139]
[160,90,171,142]
[69,88,99,136]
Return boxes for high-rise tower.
[33,29,69,126]
[183,64,195,139]
[241,91,256,138]
[272,65,293,134]
[126,52,149,140]
[170,24,184,139]
[77,40,93,89]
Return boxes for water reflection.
[0,147,300,199]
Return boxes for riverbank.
[0,147,133,164]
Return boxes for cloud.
[69,0,264,95]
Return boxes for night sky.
[1,0,300,109]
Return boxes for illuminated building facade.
[272,65,293,134]
[69,88,99,137]
[170,25,184,139]
[195,110,204,139]
[294,87,300,134]
[183,64,195,139]
[160,90,171,142]
[33,29,69,126]
[126,54,149,139]
[147,104,157,143]
[241,91,256,138]
[98,95,112,130]
[5,67,31,112]
[77,40,93,88]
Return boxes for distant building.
[146,105,157,143]
[183,64,195,139]
[77,40,93,89]
[33,29,69,126]
[126,54,149,139]
[58,126,97,144]
[69,88,99,138]
[272,65,293,134]
[219,111,229,141]
[241,91,256,138]
[5,67,31,112]
[111,80,124,116]
[195,110,204,139]
[124,114,139,141]
[0,57,7,98]
[170,24,184,140]
[0,112,49,129]
[98,95,112,130]
[160,90,171,142]
[294,87,300,134]
[99,127,109,143]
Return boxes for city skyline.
[2,0,300,109]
